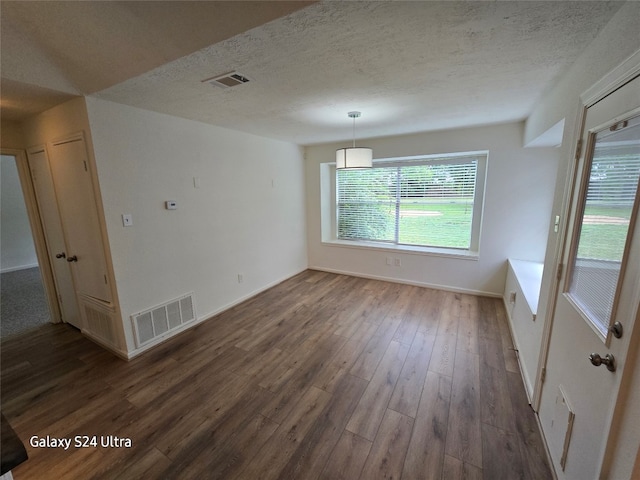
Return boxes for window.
[566,113,640,338]
[335,152,487,254]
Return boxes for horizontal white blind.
[337,168,396,242]
[337,156,480,249]
[568,114,640,336]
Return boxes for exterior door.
[27,147,81,329]
[541,75,640,479]
[48,136,112,304]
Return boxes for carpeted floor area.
[1,267,51,338]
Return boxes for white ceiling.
[1,1,624,145]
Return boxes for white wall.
[306,121,558,296]
[527,1,640,336]
[528,3,640,330]
[525,1,640,478]
[0,120,25,150]
[1,154,38,272]
[85,97,308,354]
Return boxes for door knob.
[589,353,616,372]
[55,252,66,259]
[66,255,78,263]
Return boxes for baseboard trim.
[124,267,308,360]
[500,295,557,479]
[308,266,502,298]
[82,329,130,360]
[0,263,39,274]
[501,296,535,404]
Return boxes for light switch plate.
[122,214,133,227]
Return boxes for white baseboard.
[124,267,308,360]
[502,296,535,405]
[196,267,309,322]
[0,263,39,274]
[308,266,502,298]
[82,329,130,361]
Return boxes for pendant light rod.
[348,111,361,148]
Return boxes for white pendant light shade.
[336,147,373,169]
[336,111,373,169]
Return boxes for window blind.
[337,157,480,249]
[568,114,640,336]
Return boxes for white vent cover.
[202,71,250,88]
[84,303,116,345]
[131,293,196,348]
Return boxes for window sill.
[321,239,479,260]
[507,259,543,318]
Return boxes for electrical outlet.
[386,257,392,266]
[237,273,244,284]
[394,258,401,267]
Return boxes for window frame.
[563,118,640,342]
[321,151,488,259]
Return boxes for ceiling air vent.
[203,71,250,88]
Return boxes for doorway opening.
[0,154,51,337]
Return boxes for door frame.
[535,50,640,410]
[1,148,61,324]
[534,50,640,477]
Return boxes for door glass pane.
[568,113,640,337]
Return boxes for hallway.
[1,266,50,338]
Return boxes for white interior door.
[27,147,81,329]
[48,136,112,304]
[542,75,640,479]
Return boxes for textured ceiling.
[0,1,313,120]
[1,1,625,145]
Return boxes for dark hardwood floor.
[1,270,553,479]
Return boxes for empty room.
[1,2,639,479]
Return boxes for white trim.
[373,150,489,166]
[321,239,479,261]
[330,151,488,253]
[82,329,130,360]
[1,148,61,324]
[532,96,587,411]
[508,259,543,317]
[0,263,39,274]
[536,51,640,411]
[502,296,534,404]
[44,130,125,347]
[375,149,489,164]
[308,266,502,298]
[581,48,640,107]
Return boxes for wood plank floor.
[1,270,553,479]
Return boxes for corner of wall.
[1,120,26,149]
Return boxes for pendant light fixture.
[336,111,373,169]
